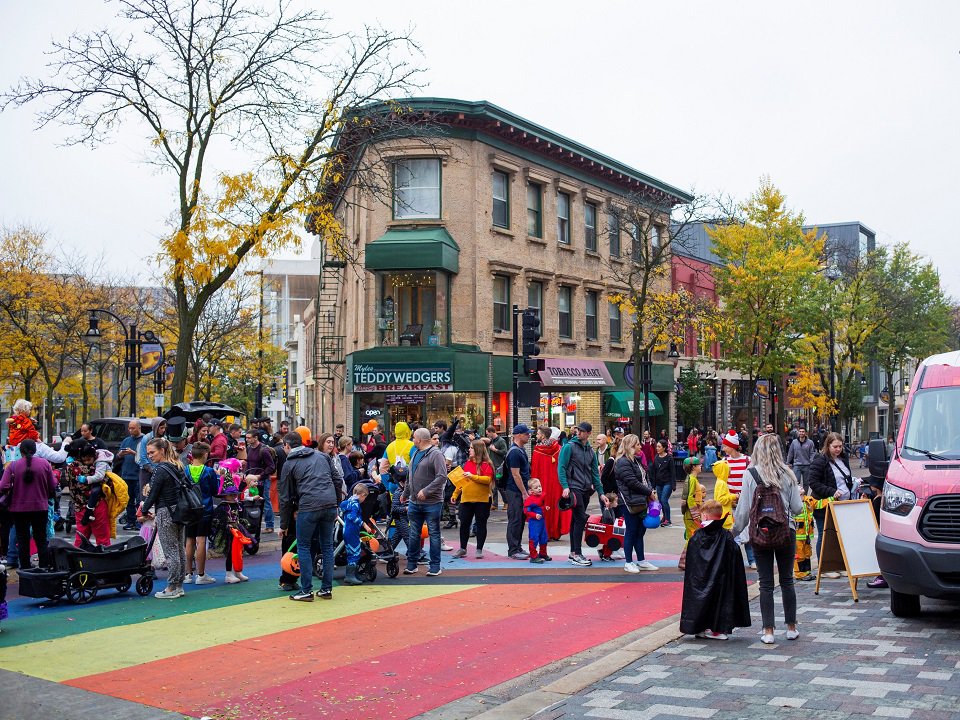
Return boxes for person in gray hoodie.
[401,427,449,577]
[278,431,343,601]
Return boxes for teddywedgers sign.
[352,363,453,392]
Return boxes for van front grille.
[918,496,960,544]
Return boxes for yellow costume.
[794,496,815,579]
[711,459,736,530]
[680,474,706,541]
[102,472,129,540]
[385,422,414,467]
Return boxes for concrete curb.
[454,582,762,720]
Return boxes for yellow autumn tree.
[4,0,427,402]
[709,179,826,447]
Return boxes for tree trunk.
[746,374,756,453]
[171,304,201,404]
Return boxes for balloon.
[643,514,661,529]
[421,525,429,539]
[280,551,301,577]
[366,537,380,553]
[360,421,370,434]
[295,426,311,445]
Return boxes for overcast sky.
[1,1,957,297]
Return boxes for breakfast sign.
[352,363,453,392]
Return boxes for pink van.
[872,351,960,617]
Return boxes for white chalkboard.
[830,500,881,577]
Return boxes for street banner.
[140,343,164,376]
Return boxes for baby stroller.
[17,529,157,605]
[314,483,400,581]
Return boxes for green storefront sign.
[352,362,453,392]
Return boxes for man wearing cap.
[207,420,228,465]
[504,424,532,559]
[558,422,608,567]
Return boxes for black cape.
[678,520,752,635]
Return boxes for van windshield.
[902,387,960,460]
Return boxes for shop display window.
[426,392,486,431]
[376,270,449,346]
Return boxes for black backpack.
[747,468,792,549]
[167,465,204,525]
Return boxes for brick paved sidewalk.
[537,582,960,720]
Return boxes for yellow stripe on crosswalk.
[1,584,476,682]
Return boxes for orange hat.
[295,425,312,445]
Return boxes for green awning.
[364,227,460,273]
[604,390,663,417]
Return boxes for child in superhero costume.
[340,483,368,585]
[524,478,551,563]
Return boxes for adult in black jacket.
[139,438,189,599]
[650,440,676,527]
[613,434,656,572]
[806,431,856,568]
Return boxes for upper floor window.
[585,290,598,341]
[492,170,509,228]
[558,286,572,339]
[527,182,542,237]
[584,202,597,252]
[650,225,661,250]
[609,302,622,343]
[493,275,511,332]
[528,280,543,314]
[609,213,621,257]
[557,191,571,244]
[375,270,448,346]
[394,158,440,219]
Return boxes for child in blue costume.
[340,484,369,586]
[524,478,551,563]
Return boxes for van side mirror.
[867,438,890,481]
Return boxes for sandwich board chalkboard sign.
[814,499,881,601]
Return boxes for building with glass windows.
[305,98,692,439]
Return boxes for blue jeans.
[7,526,19,565]
[407,502,442,573]
[656,484,673,524]
[296,507,336,594]
[622,510,647,563]
[262,476,275,529]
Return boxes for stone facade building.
[306,98,692,440]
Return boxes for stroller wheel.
[136,575,154,596]
[117,576,132,593]
[363,563,378,583]
[67,573,98,604]
[386,559,399,578]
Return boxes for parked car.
[873,350,960,617]
[80,418,153,455]
[163,401,246,427]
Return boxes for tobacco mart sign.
[352,363,453,392]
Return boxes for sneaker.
[403,566,419,574]
[786,629,800,640]
[475,550,484,559]
[510,551,530,560]
[540,554,552,562]
[611,549,625,560]
[867,576,889,589]
[289,591,313,602]
[315,589,333,600]
[225,571,242,584]
[195,574,217,585]
[568,554,592,567]
[797,574,815,582]
[839,571,848,577]
[635,560,658,571]
[441,542,453,552]
[599,555,615,562]
[235,571,249,582]
[530,557,545,564]
[696,630,729,640]
[748,562,757,570]
[822,571,841,579]
[624,562,640,574]
[426,567,443,577]
[279,582,299,592]
[760,632,775,645]
[182,574,196,584]
[154,587,182,599]
[453,548,467,558]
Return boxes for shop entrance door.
[388,402,425,430]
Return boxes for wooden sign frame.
[814,499,880,602]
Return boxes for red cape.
[531,442,570,541]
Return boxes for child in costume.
[597,491,621,562]
[66,441,115,545]
[210,478,253,583]
[679,500,751,640]
[6,399,40,450]
[524,478,551,563]
[340,483,368,586]
[678,456,705,570]
[794,496,815,582]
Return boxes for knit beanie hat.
[722,430,740,450]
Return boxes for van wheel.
[890,588,921,618]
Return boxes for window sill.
[491,225,514,238]
[558,339,577,346]
[492,330,512,340]
[558,243,575,253]
[586,340,601,347]
[585,249,601,259]
[609,256,624,265]
[610,342,625,349]
[527,235,547,246]
[387,218,444,227]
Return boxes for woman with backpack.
[732,433,803,645]
[140,437,190,599]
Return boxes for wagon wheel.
[67,572,98,604]
[135,575,154,596]
[117,575,132,593]
[363,563,378,583]
[386,559,400,579]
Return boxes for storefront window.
[376,270,449,346]
[426,392,487,432]
[491,391,510,432]
[537,392,581,431]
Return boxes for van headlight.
[882,482,916,516]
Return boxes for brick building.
[306,98,692,439]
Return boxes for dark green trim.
[365,227,460,273]
[604,360,675,393]
[347,346,490,392]
[604,390,663,418]
[492,354,514,391]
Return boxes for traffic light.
[521,307,541,378]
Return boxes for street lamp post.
[85,309,162,418]
[246,269,266,420]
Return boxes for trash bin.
[673,449,688,477]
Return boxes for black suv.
[84,418,153,455]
